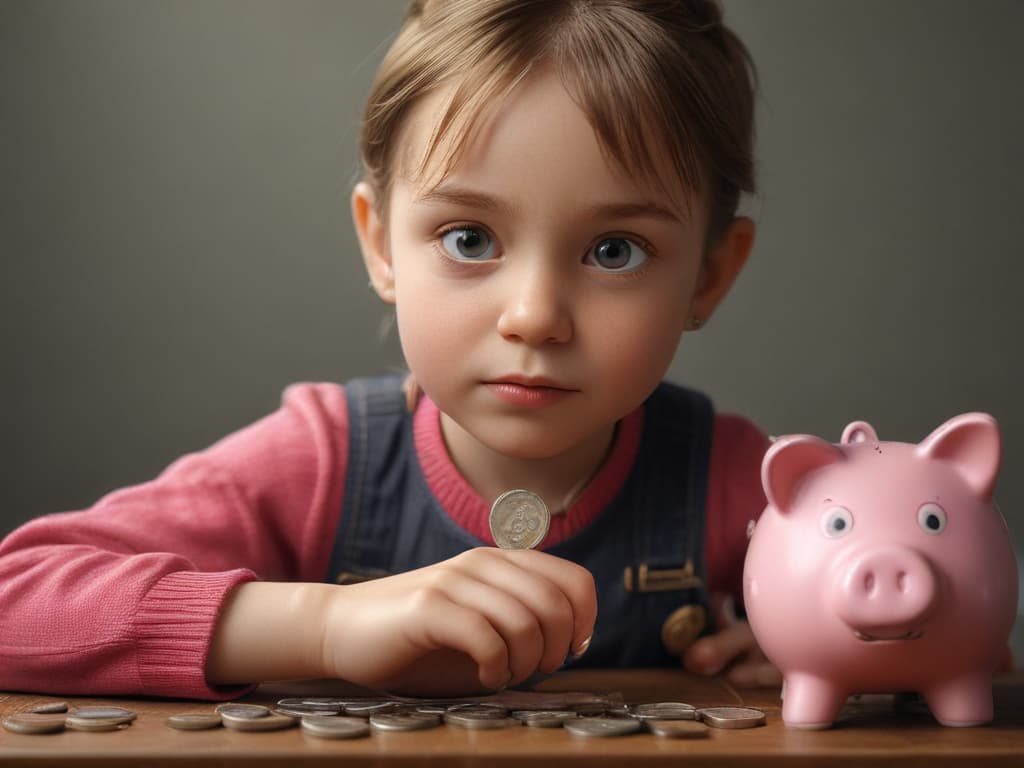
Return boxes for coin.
[30,702,69,715]
[661,604,707,656]
[1,713,67,734]
[166,713,224,730]
[343,700,402,716]
[275,706,336,719]
[446,703,509,716]
[511,710,578,728]
[627,702,698,720]
[698,706,766,729]
[489,489,550,550]
[214,703,270,719]
[414,705,448,716]
[301,715,371,739]
[69,706,137,723]
[66,716,131,732]
[221,712,296,732]
[563,717,642,737]
[646,719,708,738]
[370,712,442,732]
[277,698,343,713]
[445,711,520,730]
[444,705,516,730]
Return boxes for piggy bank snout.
[833,547,938,639]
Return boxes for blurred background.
[1,1,1022,653]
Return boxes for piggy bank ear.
[916,413,1001,499]
[841,421,878,444]
[762,435,846,513]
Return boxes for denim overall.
[326,375,714,668]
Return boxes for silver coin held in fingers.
[489,489,551,550]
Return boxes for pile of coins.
[1,704,137,734]
[3,697,765,739]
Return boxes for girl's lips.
[485,381,574,408]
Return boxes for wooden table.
[2,670,1022,766]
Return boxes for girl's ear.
[352,181,396,304]
[687,216,755,326]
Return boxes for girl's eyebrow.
[415,184,684,224]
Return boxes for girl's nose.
[496,267,573,345]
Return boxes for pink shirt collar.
[413,396,643,548]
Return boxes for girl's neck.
[438,413,616,515]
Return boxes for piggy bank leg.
[781,673,846,729]
[921,674,993,727]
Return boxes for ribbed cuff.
[133,569,258,700]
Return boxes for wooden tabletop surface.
[2,669,1022,767]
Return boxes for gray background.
[2,0,1022,626]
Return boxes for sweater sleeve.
[0,382,350,699]
[704,413,770,608]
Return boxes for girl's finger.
[726,659,783,688]
[443,551,574,677]
[426,567,545,683]
[683,619,756,676]
[485,549,598,659]
[416,595,511,690]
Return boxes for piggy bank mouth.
[853,629,924,643]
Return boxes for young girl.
[0,0,779,699]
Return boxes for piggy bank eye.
[917,503,947,535]
[820,506,854,538]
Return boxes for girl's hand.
[682,593,782,688]
[320,548,596,695]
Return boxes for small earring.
[687,317,703,330]
[402,372,422,413]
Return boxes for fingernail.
[493,670,513,692]
[570,635,592,660]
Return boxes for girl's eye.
[440,227,496,261]
[820,506,854,538]
[584,237,650,272]
[917,503,947,535]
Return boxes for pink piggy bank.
[743,413,1017,728]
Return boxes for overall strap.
[552,380,714,667]
[326,375,410,584]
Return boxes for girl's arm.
[0,383,350,698]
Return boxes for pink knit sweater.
[0,383,769,699]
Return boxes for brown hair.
[359,0,756,249]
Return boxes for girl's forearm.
[206,581,334,686]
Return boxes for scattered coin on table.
[646,719,708,738]
[489,489,551,550]
[343,700,402,716]
[221,712,296,732]
[69,706,137,723]
[564,717,642,737]
[511,710,579,727]
[627,702,698,720]
[369,712,442,732]
[30,701,69,715]
[277,698,342,713]
[445,705,520,730]
[698,706,766,729]
[301,715,371,740]
[66,716,131,732]
[1,713,68,734]
[214,703,270,719]
[166,713,224,730]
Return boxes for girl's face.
[355,66,751,464]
